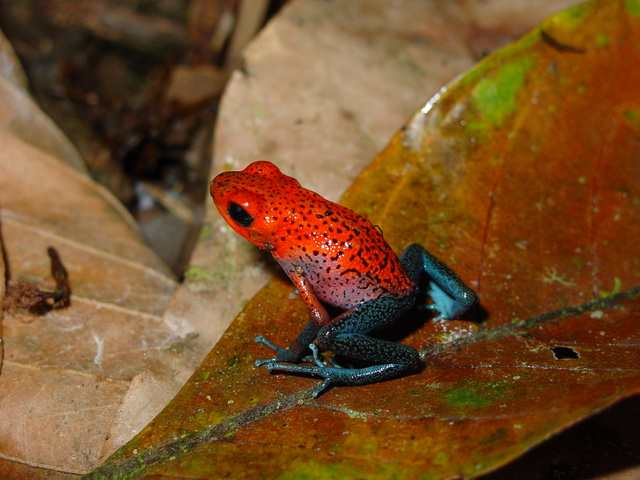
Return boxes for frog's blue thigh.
[316,296,420,365]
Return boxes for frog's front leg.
[400,243,477,321]
[255,267,331,367]
[264,296,420,397]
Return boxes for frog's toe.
[264,363,319,374]
[255,335,279,350]
[423,304,447,321]
[312,378,333,398]
[308,343,330,367]
[255,335,291,357]
[255,357,277,367]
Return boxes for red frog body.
[211,161,477,397]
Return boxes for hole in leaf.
[551,346,580,360]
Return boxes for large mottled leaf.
[85,1,640,478]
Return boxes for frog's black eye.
[228,201,254,227]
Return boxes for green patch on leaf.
[470,57,533,131]
[445,381,513,411]
[599,277,622,298]
[551,0,597,29]
[624,109,640,124]
[595,32,610,46]
[445,387,493,409]
[625,0,640,16]
[183,266,214,281]
[433,451,450,465]
[227,354,241,369]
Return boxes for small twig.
[3,246,71,313]
[47,246,71,308]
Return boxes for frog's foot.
[425,281,470,321]
[401,243,477,321]
[265,362,410,398]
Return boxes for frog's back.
[274,195,415,309]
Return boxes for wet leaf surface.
[85,1,640,479]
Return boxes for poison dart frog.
[211,161,477,397]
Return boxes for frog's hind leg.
[400,243,477,321]
[265,296,420,397]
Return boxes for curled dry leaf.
[0,33,199,476]
[84,1,640,479]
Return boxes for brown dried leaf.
[0,45,189,476]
